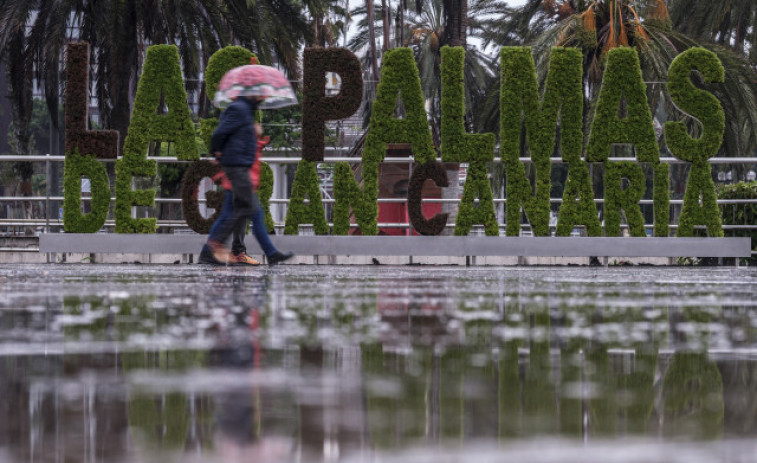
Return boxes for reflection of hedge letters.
[64,44,725,237]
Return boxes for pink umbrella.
[213,64,297,109]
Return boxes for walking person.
[205,130,282,265]
[198,62,299,266]
[199,97,293,265]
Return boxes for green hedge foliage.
[332,161,378,235]
[604,161,646,237]
[115,155,157,233]
[202,47,257,147]
[64,42,118,159]
[205,46,255,100]
[677,160,724,237]
[454,161,499,236]
[122,44,197,162]
[664,48,725,163]
[180,160,223,234]
[63,151,110,233]
[654,163,671,237]
[259,162,276,233]
[440,46,498,236]
[302,48,363,162]
[62,42,115,233]
[556,160,602,236]
[408,161,450,235]
[334,47,435,235]
[587,48,659,163]
[284,160,329,235]
[363,47,436,166]
[440,46,496,163]
[500,47,583,236]
[116,45,183,232]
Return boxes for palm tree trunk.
[443,0,468,48]
[440,0,469,234]
[366,0,380,89]
[382,0,391,51]
[2,31,35,233]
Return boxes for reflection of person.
[199,95,293,266]
[208,279,293,461]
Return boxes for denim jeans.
[207,166,277,257]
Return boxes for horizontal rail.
[39,234,753,258]
[1,154,756,164]
[3,196,757,206]
[6,218,752,231]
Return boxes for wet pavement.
[1,264,757,462]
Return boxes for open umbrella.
[213,64,297,109]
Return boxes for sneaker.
[267,251,294,265]
[198,241,230,265]
[230,252,261,266]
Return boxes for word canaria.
[63,42,725,238]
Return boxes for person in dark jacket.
[207,135,273,265]
[199,96,293,265]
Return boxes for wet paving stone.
[1,264,756,462]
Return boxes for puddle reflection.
[0,265,756,462]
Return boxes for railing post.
[45,153,51,233]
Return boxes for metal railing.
[1,153,755,242]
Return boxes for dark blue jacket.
[211,98,258,167]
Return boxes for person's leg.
[248,194,293,264]
[205,167,255,261]
[230,218,247,256]
[249,194,277,257]
[208,191,234,238]
[200,190,235,264]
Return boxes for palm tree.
[349,0,499,133]
[668,0,757,62]
[0,0,316,151]
[477,0,757,158]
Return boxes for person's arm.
[210,104,246,157]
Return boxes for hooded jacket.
[210,97,258,167]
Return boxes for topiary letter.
[302,48,363,162]
[500,47,583,236]
[333,47,435,235]
[408,161,449,235]
[441,46,498,236]
[284,160,329,235]
[604,161,646,237]
[587,47,659,163]
[665,48,725,238]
